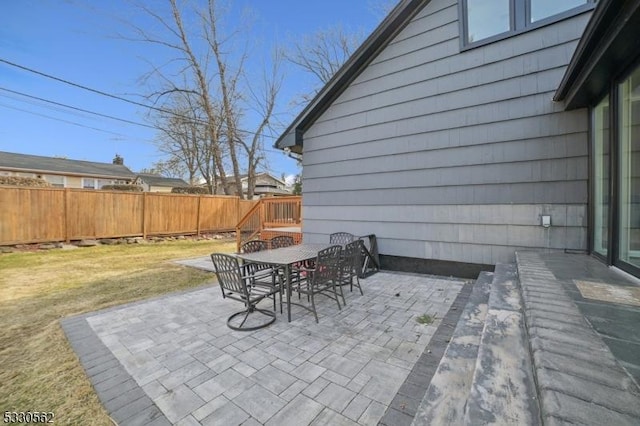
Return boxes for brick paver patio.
[63,271,465,425]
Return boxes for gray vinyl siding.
[301,0,591,265]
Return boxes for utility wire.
[0,102,150,141]
[0,86,157,129]
[0,93,287,155]
[0,58,279,140]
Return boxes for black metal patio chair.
[338,239,364,295]
[292,245,344,323]
[330,232,355,246]
[241,240,268,253]
[240,239,275,281]
[210,253,282,331]
[270,235,295,249]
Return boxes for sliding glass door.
[618,68,640,270]
[592,96,610,257]
[590,62,640,277]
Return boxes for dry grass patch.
[0,239,234,424]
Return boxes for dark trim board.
[555,0,640,109]
[380,254,494,279]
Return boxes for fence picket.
[0,186,259,245]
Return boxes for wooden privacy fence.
[0,186,257,245]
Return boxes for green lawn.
[0,239,234,425]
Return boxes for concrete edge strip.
[60,315,170,425]
[58,285,217,425]
[378,280,474,426]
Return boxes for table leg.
[285,264,292,322]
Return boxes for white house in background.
[0,151,135,189]
[215,172,292,199]
[135,173,189,192]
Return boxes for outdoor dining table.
[235,243,332,322]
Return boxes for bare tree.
[285,24,362,86]
[285,1,400,101]
[128,0,282,199]
[152,91,205,186]
[139,157,188,180]
[241,50,284,199]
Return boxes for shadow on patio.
[62,270,467,425]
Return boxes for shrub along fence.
[0,186,257,245]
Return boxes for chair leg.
[238,309,251,328]
[310,291,319,323]
[337,280,346,306]
[355,274,363,295]
[227,305,276,331]
[331,283,342,310]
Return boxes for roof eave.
[555,0,640,109]
[0,165,135,180]
[274,0,431,152]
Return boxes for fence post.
[142,192,147,239]
[235,197,241,250]
[196,195,202,237]
[64,188,71,243]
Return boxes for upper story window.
[466,0,510,44]
[462,0,596,47]
[530,0,588,22]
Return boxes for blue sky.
[0,0,390,181]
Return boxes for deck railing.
[235,196,302,251]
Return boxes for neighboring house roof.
[247,172,286,187]
[253,187,291,195]
[213,172,291,196]
[216,172,287,187]
[0,151,136,179]
[274,0,430,154]
[554,0,640,109]
[136,173,189,188]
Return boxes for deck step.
[412,271,493,425]
[464,263,540,425]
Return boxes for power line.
[0,57,279,140]
[0,102,151,142]
[0,98,288,155]
[0,86,157,130]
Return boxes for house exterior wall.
[65,176,82,188]
[301,0,591,265]
[0,169,132,189]
[149,185,173,193]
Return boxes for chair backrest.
[270,235,295,249]
[311,245,342,286]
[330,232,355,246]
[343,239,364,274]
[242,240,268,253]
[210,253,248,298]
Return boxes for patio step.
[464,263,540,425]
[412,264,541,425]
[412,271,492,425]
